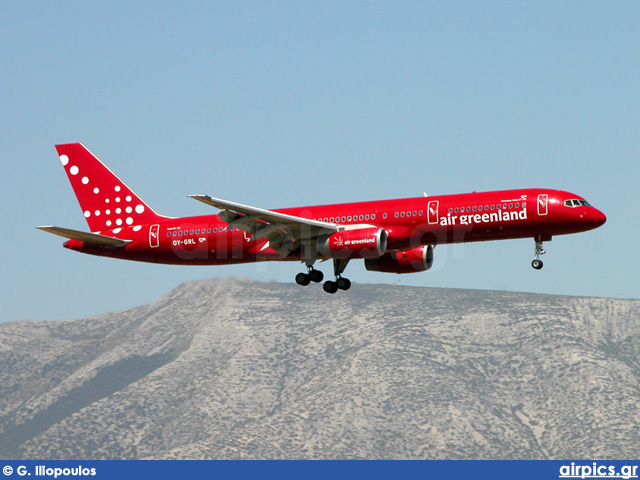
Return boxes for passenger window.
[401,212,405,217]
[419,210,423,216]
[508,203,513,209]
[382,213,387,219]
[503,204,507,209]
[472,206,477,212]
[515,203,519,208]
[371,214,376,220]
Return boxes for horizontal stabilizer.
[36,226,131,247]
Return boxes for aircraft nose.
[584,208,606,228]
[594,208,606,226]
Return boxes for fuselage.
[64,188,606,265]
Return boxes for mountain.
[0,279,638,459]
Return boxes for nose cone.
[583,208,606,230]
[593,208,607,227]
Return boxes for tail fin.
[55,143,168,232]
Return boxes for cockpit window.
[564,199,592,207]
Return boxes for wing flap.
[36,226,132,247]
[188,194,340,258]
[188,195,338,231]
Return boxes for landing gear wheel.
[336,277,351,290]
[308,269,324,283]
[295,273,311,286]
[323,280,338,294]
[531,236,549,271]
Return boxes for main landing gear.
[295,267,324,286]
[323,276,351,294]
[296,259,351,294]
[531,236,549,270]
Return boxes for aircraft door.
[537,194,548,216]
[149,224,160,248]
[428,200,439,224]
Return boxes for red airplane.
[38,143,606,293]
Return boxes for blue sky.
[2,2,638,323]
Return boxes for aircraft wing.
[188,194,339,257]
[36,226,132,247]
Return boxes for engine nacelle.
[364,245,434,274]
[317,227,388,259]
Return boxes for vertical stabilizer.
[55,143,168,232]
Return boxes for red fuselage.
[40,143,607,293]
[64,188,606,265]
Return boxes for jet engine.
[364,245,434,274]
[317,227,388,259]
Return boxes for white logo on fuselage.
[439,206,528,226]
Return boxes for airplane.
[37,143,607,294]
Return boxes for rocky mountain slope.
[0,279,638,459]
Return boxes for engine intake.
[317,227,388,259]
[365,245,434,274]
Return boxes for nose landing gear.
[531,236,549,270]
